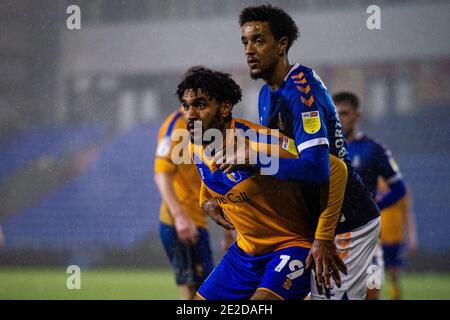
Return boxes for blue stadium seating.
[1,123,162,251]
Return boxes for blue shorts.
[197,243,311,300]
[159,222,214,285]
[382,243,405,268]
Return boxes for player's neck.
[345,128,358,142]
[266,58,291,91]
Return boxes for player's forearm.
[154,172,185,218]
[377,180,406,210]
[315,157,348,240]
[267,145,330,183]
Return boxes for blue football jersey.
[259,63,348,161]
[347,133,403,197]
[258,64,379,233]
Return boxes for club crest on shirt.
[226,172,242,183]
[301,111,321,134]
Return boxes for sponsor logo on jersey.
[281,136,298,156]
[216,192,250,205]
[301,111,321,134]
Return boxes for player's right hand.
[174,214,199,246]
[306,239,347,294]
[202,198,235,230]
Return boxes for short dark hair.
[332,92,360,111]
[239,4,299,52]
[176,68,242,106]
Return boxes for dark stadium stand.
[0,125,108,180]
[1,124,161,254]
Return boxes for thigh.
[196,244,261,300]
[159,223,205,286]
[258,246,311,300]
[382,243,405,269]
[311,217,381,300]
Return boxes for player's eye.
[182,103,189,111]
[256,38,263,45]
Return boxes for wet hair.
[332,92,360,111]
[176,68,242,106]
[239,4,299,52]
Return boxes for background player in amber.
[154,108,214,300]
[377,179,417,299]
[334,91,416,299]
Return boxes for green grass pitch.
[0,268,449,300]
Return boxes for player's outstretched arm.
[306,156,349,293]
[201,198,234,231]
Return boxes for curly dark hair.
[332,92,360,111]
[176,68,242,106]
[239,4,299,52]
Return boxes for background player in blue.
[333,91,411,299]
[333,92,406,206]
[233,4,380,299]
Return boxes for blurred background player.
[377,178,417,299]
[238,4,380,300]
[154,67,227,299]
[333,91,416,299]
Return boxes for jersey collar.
[283,63,301,82]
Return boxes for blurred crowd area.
[0,0,449,269]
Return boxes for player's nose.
[186,106,198,120]
[244,42,255,55]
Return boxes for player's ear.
[278,36,289,56]
[221,102,233,118]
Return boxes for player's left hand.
[306,239,347,295]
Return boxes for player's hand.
[306,239,347,294]
[173,214,199,246]
[202,198,234,230]
[214,137,258,174]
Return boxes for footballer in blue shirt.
[222,4,381,299]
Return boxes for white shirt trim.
[355,131,364,140]
[283,63,301,82]
[297,138,329,154]
[387,173,402,185]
